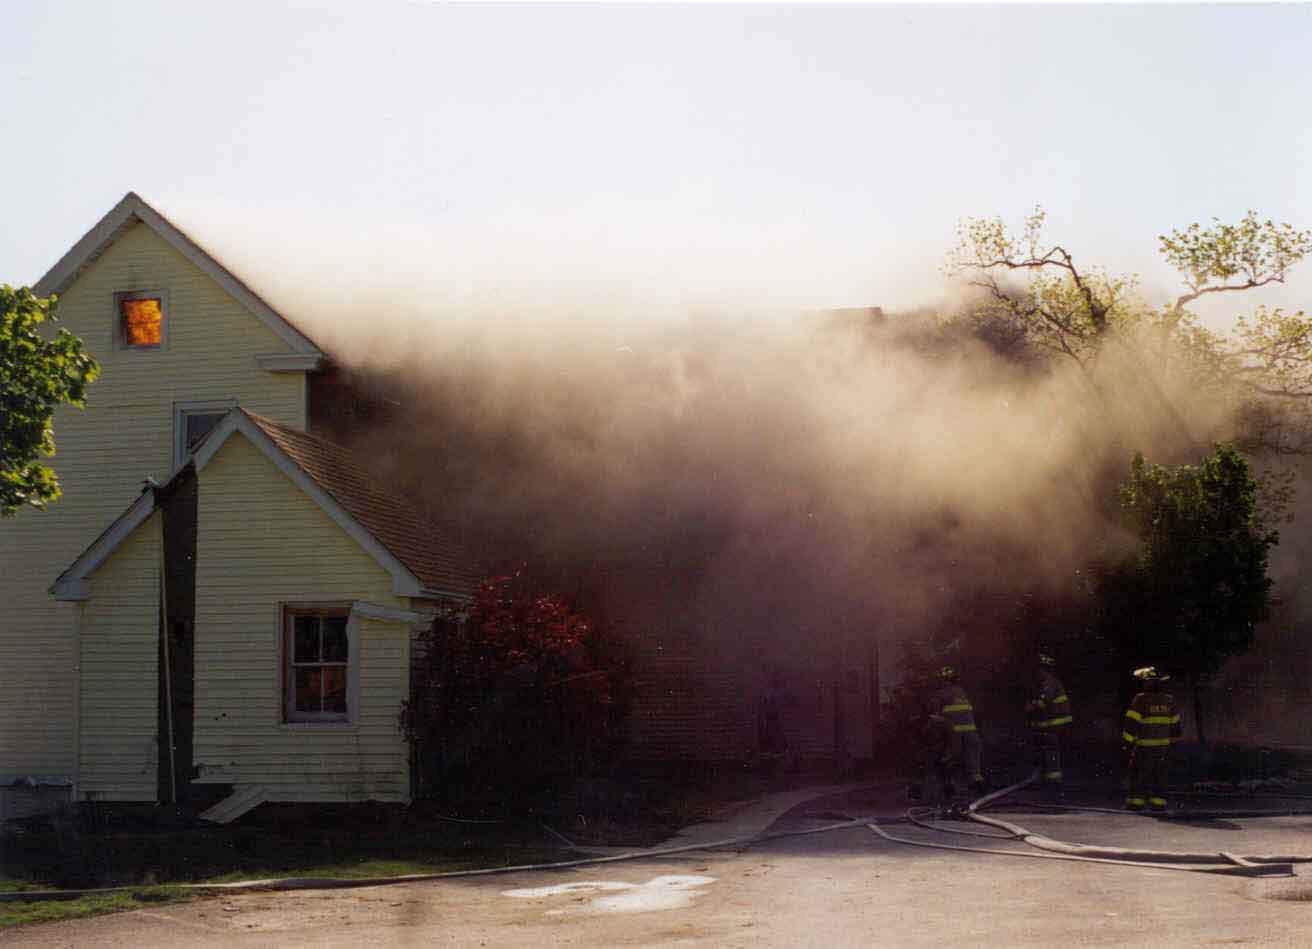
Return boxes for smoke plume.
[157,197,1309,744]
[269,285,1222,679]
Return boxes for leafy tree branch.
[1,286,99,517]
[1161,212,1312,314]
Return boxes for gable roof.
[52,409,478,602]
[222,410,479,598]
[34,192,325,360]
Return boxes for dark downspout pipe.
[155,489,178,806]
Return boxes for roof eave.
[416,586,474,603]
[49,487,160,600]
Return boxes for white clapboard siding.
[78,512,161,801]
[0,219,307,783]
[193,433,412,802]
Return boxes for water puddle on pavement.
[503,874,717,915]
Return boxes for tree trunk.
[1192,676,1208,747]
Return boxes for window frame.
[281,604,357,725]
[173,399,236,468]
[113,289,169,351]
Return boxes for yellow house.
[0,194,474,820]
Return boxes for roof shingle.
[243,410,479,598]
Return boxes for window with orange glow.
[120,297,163,347]
[284,607,352,723]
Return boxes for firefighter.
[1122,666,1183,812]
[928,665,985,800]
[1025,651,1072,801]
[915,705,952,803]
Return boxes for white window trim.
[255,353,324,372]
[351,601,420,625]
[279,603,360,727]
[173,399,237,467]
[113,288,169,351]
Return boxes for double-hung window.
[284,607,351,723]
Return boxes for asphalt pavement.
[8,786,1312,947]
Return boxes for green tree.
[1,286,99,516]
[945,207,1141,368]
[946,210,1312,453]
[1102,444,1278,744]
[938,212,1304,747]
[946,208,1312,380]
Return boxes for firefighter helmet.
[939,665,959,681]
[1132,666,1161,682]
[1038,652,1057,667]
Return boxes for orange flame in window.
[121,298,162,346]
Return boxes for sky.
[3,1,1311,318]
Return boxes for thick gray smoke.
[164,197,1307,742]
[281,287,1220,678]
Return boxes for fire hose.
[0,815,877,902]
[7,774,1312,902]
[865,770,1311,877]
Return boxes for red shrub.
[402,570,625,804]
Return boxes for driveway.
[7,801,1312,947]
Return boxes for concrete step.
[198,784,270,824]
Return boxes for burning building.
[0,194,886,821]
[7,190,1297,822]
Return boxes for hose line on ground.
[991,797,1312,821]
[905,806,1021,841]
[0,815,879,903]
[957,770,1303,875]
[9,774,1311,902]
[864,821,1289,876]
[859,773,1294,877]
[971,807,1310,867]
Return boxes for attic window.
[284,607,352,723]
[115,291,167,349]
[174,400,235,466]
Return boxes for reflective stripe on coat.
[931,683,978,734]
[1028,669,1072,730]
[1122,691,1182,747]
